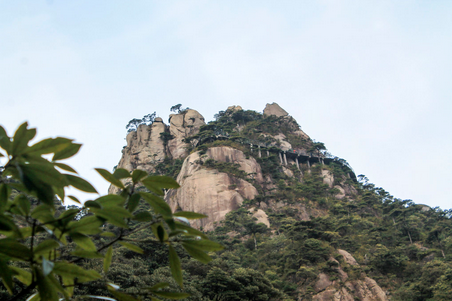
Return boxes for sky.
[0,1,451,209]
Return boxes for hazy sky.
[1,1,451,209]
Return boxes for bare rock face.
[165,147,262,231]
[206,146,265,184]
[263,102,289,117]
[227,105,243,112]
[168,109,205,159]
[109,120,167,194]
[334,185,346,199]
[312,250,388,301]
[322,169,334,188]
[250,208,270,227]
[338,249,359,266]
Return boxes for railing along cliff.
[194,134,357,181]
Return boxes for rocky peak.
[227,105,243,112]
[168,109,205,159]
[263,102,289,117]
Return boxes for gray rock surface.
[165,147,263,231]
[168,109,205,159]
[263,102,289,117]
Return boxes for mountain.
[109,103,452,301]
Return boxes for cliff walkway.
[195,134,357,181]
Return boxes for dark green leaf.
[84,200,101,209]
[31,204,55,224]
[142,176,180,189]
[68,195,81,204]
[95,168,125,189]
[89,207,132,228]
[0,184,11,212]
[27,137,72,156]
[19,162,66,188]
[14,194,30,216]
[62,275,75,298]
[100,231,116,237]
[127,193,141,213]
[0,239,31,260]
[0,126,11,153]
[119,241,144,254]
[181,239,223,252]
[132,169,148,183]
[169,245,183,288]
[174,222,208,239]
[47,272,71,300]
[52,142,82,161]
[109,290,140,301]
[65,174,97,193]
[95,194,126,207]
[181,242,211,264]
[11,122,36,156]
[58,208,80,225]
[157,225,165,243]
[67,216,103,235]
[9,266,32,286]
[132,211,153,222]
[70,233,97,251]
[53,262,101,283]
[169,230,187,237]
[34,239,60,255]
[0,215,16,232]
[173,211,207,220]
[113,168,131,179]
[54,162,78,173]
[103,246,113,273]
[0,260,13,294]
[35,267,59,301]
[147,282,170,291]
[140,192,172,217]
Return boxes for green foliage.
[126,112,156,133]
[170,104,188,114]
[0,123,223,301]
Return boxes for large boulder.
[168,109,205,159]
[312,250,388,301]
[109,120,167,194]
[165,146,263,231]
[263,102,289,117]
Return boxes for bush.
[0,123,222,301]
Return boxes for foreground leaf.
[95,168,125,189]
[169,245,183,288]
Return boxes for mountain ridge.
[108,103,452,300]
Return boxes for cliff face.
[168,109,205,159]
[165,146,264,231]
[109,110,204,194]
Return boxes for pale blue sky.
[1,1,451,209]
